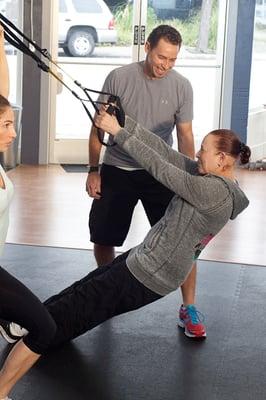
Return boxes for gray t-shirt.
[100,61,193,168]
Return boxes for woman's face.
[196,134,222,175]
[0,106,16,152]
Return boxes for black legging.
[0,266,56,354]
[44,252,162,351]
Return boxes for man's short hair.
[147,25,182,49]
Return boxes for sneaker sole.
[0,326,19,344]
[178,320,207,339]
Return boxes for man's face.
[144,38,179,79]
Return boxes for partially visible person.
[0,24,56,400]
[87,25,205,338]
[0,27,9,98]
[1,110,251,358]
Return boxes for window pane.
[55,0,224,157]
[59,0,67,13]
[248,1,266,161]
[72,0,102,13]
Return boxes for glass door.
[50,0,228,163]
[147,0,227,150]
[247,0,266,161]
[50,0,146,163]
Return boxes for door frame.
[45,0,146,164]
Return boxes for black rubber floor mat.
[2,245,266,400]
[61,164,88,173]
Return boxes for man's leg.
[94,244,115,266]
[89,165,138,267]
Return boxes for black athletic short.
[89,163,174,246]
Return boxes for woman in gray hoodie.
[0,110,250,370]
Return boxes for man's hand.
[86,172,101,199]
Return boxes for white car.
[59,0,118,57]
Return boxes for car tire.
[62,46,72,57]
[67,30,95,57]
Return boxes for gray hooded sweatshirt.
[114,117,249,296]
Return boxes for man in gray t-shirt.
[86,25,206,339]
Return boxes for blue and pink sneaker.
[178,304,206,339]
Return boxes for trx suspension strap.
[0,12,125,146]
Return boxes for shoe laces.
[185,305,205,325]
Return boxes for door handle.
[134,25,139,45]
[133,25,146,45]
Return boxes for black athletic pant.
[44,252,162,350]
[0,266,57,354]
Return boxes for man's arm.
[86,69,116,198]
[0,24,9,98]
[176,121,195,159]
[86,124,102,199]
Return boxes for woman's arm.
[123,117,197,172]
[94,109,229,209]
[95,111,198,173]
[115,129,229,209]
[0,24,10,98]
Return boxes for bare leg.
[94,244,115,266]
[0,340,40,398]
[180,262,197,305]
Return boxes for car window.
[72,0,102,13]
[59,0,67,13]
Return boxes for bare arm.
[89,124,102,167]
[0,24,9,98]
[86,124,103,199]
[176,121,195,159]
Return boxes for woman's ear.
[221,152,235,171]
[219,152,226,165]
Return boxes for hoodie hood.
[221,178,249,220]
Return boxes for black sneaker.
[0,319,21,343]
